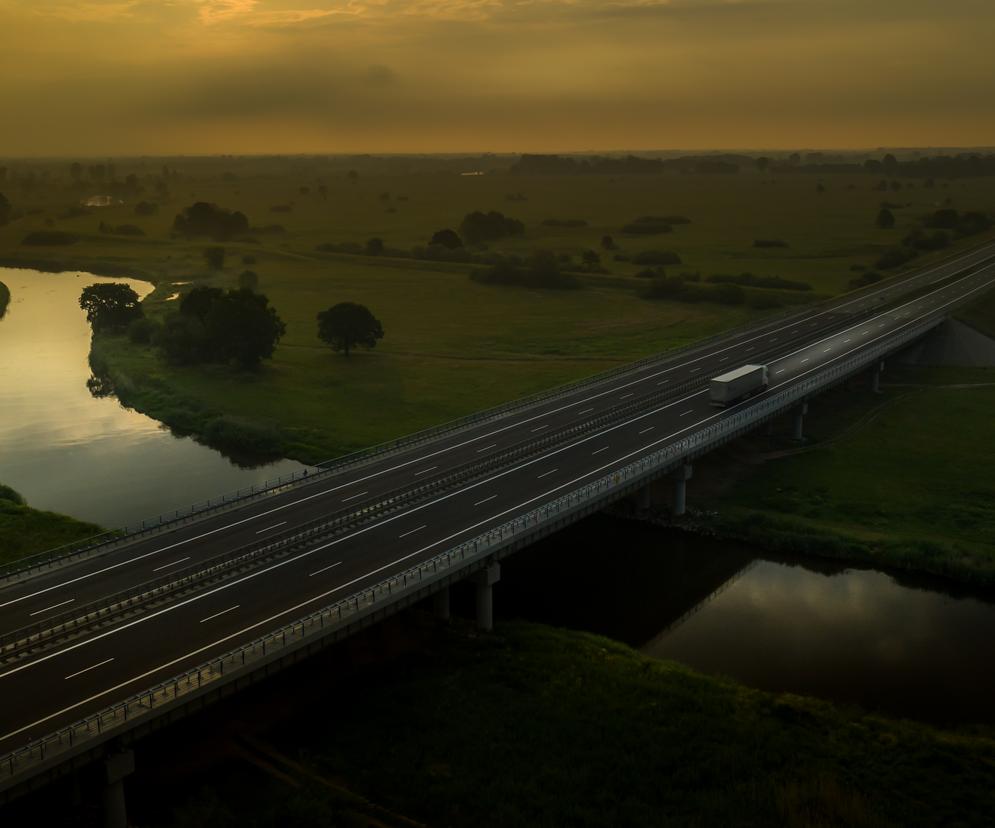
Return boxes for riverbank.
[0,484,103,565]
[107,618,994,827]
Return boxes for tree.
[79,283,144,333]
[173,202,249,241]
[882,153,899,171]
[876,207,895,229]
[581,249,601,267]
[430,228,463,249]
[601,234,616,251]
[70,162,82,182]
[203,246,226,270]
[755,156,770,172]
[317,302,384,357]
[206,289,286,369]
[459,210,525,245]
[238,270,259,291]
[365,237,384,256]
[0,191,10,226]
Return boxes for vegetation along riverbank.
[0,484,103,566]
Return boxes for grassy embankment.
[145,620,995,828]
[698,345,995,584]
[0,484,103,565]
[0,279,9,317]
[3,163,994,462]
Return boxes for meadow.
[1,157,994,462]
[124,619,995,828]
[708,360,995,584]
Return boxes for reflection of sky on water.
[645,559,995,723]
[0,268,304,528]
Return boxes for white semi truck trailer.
[709,364,769,407]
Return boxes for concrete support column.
[433,586,451,622]
[672,464,693,517]
[871,360,885,394]
[636,485,652,512]
[471,563,501,632]
[791,402,809,442]
[103,750,134,828]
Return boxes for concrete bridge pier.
[791,402,809,441]
[871,360,885,394]
[672,464,693,517]
[433,586,451,621]
[471,563,501,632]
[102,750,134,828]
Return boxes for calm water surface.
[0,267,306,528]
[498,515,995,724]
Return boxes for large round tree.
[317,302,384,357]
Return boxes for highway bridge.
[2,240,994,815]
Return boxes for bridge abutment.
[791,402,809,441]
[102,750,134,828]
[672,464,693,516]
[471,563,501,632]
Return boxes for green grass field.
[1,161,993,462]
[152,620,995,828]
[0,484,103,565]
[711,367,995,583]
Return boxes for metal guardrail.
[4,240,993,584]
[0,307,949,785]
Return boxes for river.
[2,266,992,725]
[0,267,306,529]
[495,514,995,725]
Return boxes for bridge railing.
[4,240,991,585]
[0,310,946,788]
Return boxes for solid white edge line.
[4,272,995,743]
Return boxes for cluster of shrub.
[874,209,992,270]
[173,202,249,242]
[99,221,144,237]
[471,251,581,290]
[620,215,689,235]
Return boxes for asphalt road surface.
[1,243,994,753]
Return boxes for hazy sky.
[1,0,993,155]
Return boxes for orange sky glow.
[1,0,993,155]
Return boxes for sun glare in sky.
[1,0,994,155]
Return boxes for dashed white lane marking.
[638,426,655,435]
[341,491,369,503]
[620,393,634,399]
[578,408,595,415]
[151,557,190,573]
[801,358,810,364]
[657,380,669,385]
[398,525,427,539]
[65,658,113,681]
[29,598,75,617]
[775,369,785,375]
[537,468,559,479]
[592,446,610,455]
[7,271,995,746]
[531,425,549,432]
[309,562,342,577]
[474,495,498,507]
[200,605,239,624]
[255,522,287,534]
[476,444,497,453]
[414,467,437,476]
[680,409,694,416]
[719,356,728,362]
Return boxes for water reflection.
[0,267,306,528]
[497,515,995,724]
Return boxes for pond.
[0,267,307,530]
[495,514,995,725]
